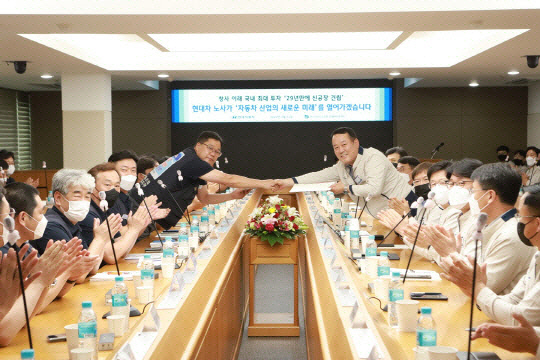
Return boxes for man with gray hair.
[32,169,123,274]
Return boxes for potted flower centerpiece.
[245,195,308,246]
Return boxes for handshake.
[260,178,295,192]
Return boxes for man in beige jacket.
[275,127,414,218]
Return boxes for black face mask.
[513,159,523,167]
[414,183,431,199]
[392,162,398,168]
[98,188,120,209]
[517,221,536,247]
[497,154,508,162]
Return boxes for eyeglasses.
[447,180,473,188]
[430,179,449,187]
[201,143,223,157]
[515,214,540,221]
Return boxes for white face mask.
[120,175,137,191]
[7,164,15,176]
[469,190,489,216]
[60,195,90,223]
[23,214,48,240]
[526,156,537,167]
[448,186,471,209]
[432,184,450,205]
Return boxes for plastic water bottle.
[46,191,54,207]
[208,205,216,225]
[20,349,35,360]
[365,236,377,257]
[333,199,342,229]
[343,216,351,251]
[141,254,155,288]
[219,202,227,220]
[349,218,360,250]
[178,223,189,257]
[200,208,209,237]
[214,204,221,223]
[190,216,200,250]
[321,191,328,209]
[417,307,437,347]
[377,251,391,277]
[161,238,176,278]
[388,271,404,328]
[111,276,129,331]
[78,301,98,360]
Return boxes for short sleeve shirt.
[129,147,214,229]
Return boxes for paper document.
[290,182,335,193]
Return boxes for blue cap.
[180,222,187,227]
[369,235,375,240]
[392,271,401,277]
[421,307,432,315]
[165,236,173,242]
[115,276,124,282]
[380,251,388,257]
[144,254,151,259]
[82,301,92,309]
[21,349,34,359]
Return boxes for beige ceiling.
[1,8,540,91]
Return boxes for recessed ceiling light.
[507,70,520,75]
[389,71,401,76]
[158,73,169,78]
[469,81,479,87]
[40,74,53,79]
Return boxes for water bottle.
[111,276,129,331]
[208,205,216,225]
[343,216,351,251]
[190,216,200,250]
[178,223,189,257]
[20,349,35,360]
[377,251,391,277]
[321,191,328,209]
[78,301,98,360]
[141,254,155,288]
[161,238,176,278]
[417,307,437,347]
[214,204,221,223]
[365,236,377,257]
[388,271,404,328]
[349,218,360,250]
[333,199,342,229]
[200,208,209,237]
[46,191,54,207]
[219,202,227,220]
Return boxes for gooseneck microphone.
[356,194,372,219]
[135,183,163,248]
[430,142,445,159]
[467,212,488,360]
[403,192,436,283]
[377,196,425,248]
[42,161,48,192]
[99,191,120,275]
[157,180,191,225]
[3,217,33,348]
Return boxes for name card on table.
[349,301,359,324]
[116,344,136,360]
[143,304,161,332]
[186,252,197,272]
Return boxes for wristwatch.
[343,188,349,195]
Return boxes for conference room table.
[0,190,535,359]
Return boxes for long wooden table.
[1,190,535,359]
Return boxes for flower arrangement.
[245,195,308,246]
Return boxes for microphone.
[402,204,429,284]
[99,191,120,275]
[377,197,425,248]
[135,183,163,247]
[3,217,33,349]
[423,191,437,210]
[355,194,372,219]
[215,160,220,169]
[157,180,191,225]
[323,155,327,162]
[466,212,488,360]
[42,161,49,193]
[430,142,445,159]
[224,157,229,164]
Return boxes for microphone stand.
[101,204,120,275]
[377,209,413,248]
[127,190,163,248]
[158,181,191,226]
[5,223,33,349]
[42,161,48,193]
[402,207,427,284]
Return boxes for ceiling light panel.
[19,29,528,71]
[148,32,402,52]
